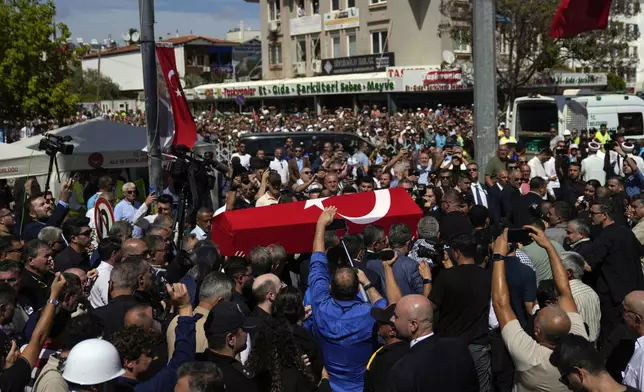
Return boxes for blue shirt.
[308,252,386,392]
[86,193,100,210]
[114,199,143,238]
[435,134,447,149]
[626,170,644,197]
[366,250,424,297]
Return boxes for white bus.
[508,92,644,151]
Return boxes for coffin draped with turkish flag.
[211,188,423,255]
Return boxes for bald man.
[121,238,149,259]
[492,226,588,392]
[386,294,478,391]
[622,290,644,390]
[250,273,283,321]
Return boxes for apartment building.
[245,0,460,79]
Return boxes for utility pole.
[95,51,101,103]
[139,0,163,193]
[473,0,498,172]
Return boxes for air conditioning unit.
[294,62,306,75]
[312,59,322,74]
[269,21,280,33]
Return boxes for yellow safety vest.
[594,131,611,151]
[135,179,147,204]
[68,182,86,217]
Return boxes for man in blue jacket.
[21,179,73,242]
[308,207,401,392]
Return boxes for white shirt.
[410,332,434,348]
[231,153,251,169]
[89,261,114,309]
[528,156,548,181]
[581,154,606,185]
[470,182,488,207]
[623,335,644,390]
[269,158,289,185]
[191,225,207,240]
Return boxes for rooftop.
[83,35,239,59]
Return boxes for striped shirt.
[569,279,601,343]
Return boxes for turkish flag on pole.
[156,46,197,148]
[550,0,612,38]
[211,188,423,256]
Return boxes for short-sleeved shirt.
[485,156,508,179]
[502,312,588,392]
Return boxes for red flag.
[550,0,612,38]
[210,188,423,255]
[156,46,197,148]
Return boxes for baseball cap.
[569,144,579,150]
[563,129,571,136]
[370,304,396,324]
[204,302,255,335]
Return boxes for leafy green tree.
[0,0,80,123]
[69,69,121,102]
[440,0,640,104]
[606,73,627,91]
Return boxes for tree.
[69,69,121,102]
[126,28,139,45]
[439,0,640,104]
[606,73,627,91]
[0,0,80,123]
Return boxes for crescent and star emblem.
[304,189,392,225]
[167,69,182,97]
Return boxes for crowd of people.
[1,101,644,392]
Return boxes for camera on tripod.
[38,134,74,157]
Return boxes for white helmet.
[62,339,125,385]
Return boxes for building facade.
[247,0,459,80]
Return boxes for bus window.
[618,112,644,136]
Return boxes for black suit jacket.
[386,335,478,392]
[510,192,543,228]
[486,183,503,223]
[499,185,521,223]
[21,202,69,241]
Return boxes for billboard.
[322,53,395,75]
[232,39,262,81]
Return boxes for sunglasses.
[467,168,478,172]
[440,175,451,179]
[302,171,312,175]
[78,231,92,237]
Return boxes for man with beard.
[500,170,522,222]
[21,179,74,241]
[565,219,593,260]
[560,162,586,212]
[0,209,15,237]
[20,240,55,310]
[54,217,92,272]
[364,304,409,392]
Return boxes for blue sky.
[53,0,260,42]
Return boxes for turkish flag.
[211,188,423,256]
[156,46,197,148]
[550,0,612,38]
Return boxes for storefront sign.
[322,53,395,75]
[527,72,607,88]
[395,67,473,92]
[290,14,322,36]
[324,8,359,31]
[257,80,395,97]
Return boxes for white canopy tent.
[2,118,149,179]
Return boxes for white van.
[508,92,644,150]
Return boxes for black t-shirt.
[233,197,254,210]
[430,264,491,344]
[54,246,90,272]
[19,269,52,311]
[0,357,32,392]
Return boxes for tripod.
[44,153,61,194]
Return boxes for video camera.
[38,134,74,157]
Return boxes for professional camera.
[38,134,74,157]
[412,238,446,266]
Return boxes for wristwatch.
[492,253,506,262]
[363,283,373,291]
[47,298,60,306]
[422,278,432,285]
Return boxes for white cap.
[63,339,125,385]
[588,142,601,152]
[570,144,579,150]
[622,142,635,153]
[563,129,571,136]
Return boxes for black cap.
[370,304,396,324]
[205,302,254,335]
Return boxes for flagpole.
[139,0,163,194]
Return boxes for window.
[347,32,357,56]
[331,0,340,11]
[370,0,386,4]
[632,46,639,58]
[347,0,355,7]
[371,31,388,54]
[454,29,469,52]
[295,38,307,62]
[269,0,280,21]
[331,34,341,58]
[269,43,282,65]
[312,0,320,14]
[618,112,644,136]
